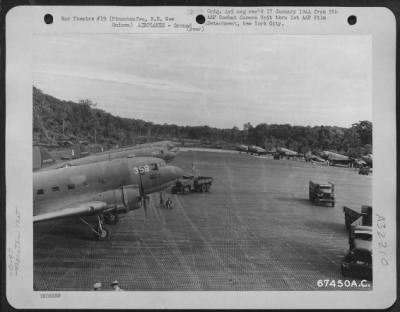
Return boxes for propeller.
[138,169,148,218]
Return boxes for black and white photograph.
[5,6,396,309]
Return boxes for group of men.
[93,280,123,291]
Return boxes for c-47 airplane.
[276,147,302,158]
[320,151,353,166]
[41,146,177,171]
[361,154,373,168]
[130,140,178,150]
[236,144,248,154]
[34,157,183,240]
[247,145,267,155]
[236,144,267,155]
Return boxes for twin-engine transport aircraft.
[236,144,249,153]
[236,145,267,155]
[41,146,177,171]
[34,157,183,240]
[247,145,267,155]
[131,140,178,150]
[276,147,302,158]
[320,151,353,166]
[361,154,373,168]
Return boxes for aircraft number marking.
[133,165,150,175]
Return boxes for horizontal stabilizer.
[33,201,107,223]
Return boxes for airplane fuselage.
[34,157,181,217]
[42,147,176,171]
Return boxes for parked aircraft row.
[235,144,372,167]
[34,157,183,240]
[33,140,183,240]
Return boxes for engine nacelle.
[119,185,142,212]
[96,185,142,213]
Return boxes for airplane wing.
[33,201,107,223]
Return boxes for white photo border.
[5,6,397,309]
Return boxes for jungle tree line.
[33,87,372,157]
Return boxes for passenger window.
[52,186,60,192]
[36,189,44,195]
[68,184,75,190]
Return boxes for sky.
[33,34,372,129]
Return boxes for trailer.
[309,181,335,207]
[171,175,214,194]
[348,225,372,250]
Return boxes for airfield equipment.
[343,205,372,230]
[348,225,372,250]
[171,175,213,194]
[341,246,372,281]
[341,205,372,280]
[358,167,370,175]
[309,181,335,207]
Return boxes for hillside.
[32,87,372,156]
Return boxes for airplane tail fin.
[33,146,56,170]
[71,143,90,159]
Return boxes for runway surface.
[34,151,372,291]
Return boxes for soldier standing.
[112,280,124,291]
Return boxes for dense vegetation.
[33,87,372,157]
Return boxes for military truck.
[171,176,214,194]
[341,205,373,280]
[358,166,370,175]
[341,243,372,281]
[309,181,335,207]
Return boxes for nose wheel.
[80,215,111,241]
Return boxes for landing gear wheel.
[94,225,111,241]
[201,184,207,192]
[205,184,210,192]
[331,202,335,208]
[104,212,120,225]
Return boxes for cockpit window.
[151,163,159,170]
